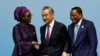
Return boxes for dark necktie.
[46,25,50,43]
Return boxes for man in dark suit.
[68,6,98,56]
[40,6,70,56]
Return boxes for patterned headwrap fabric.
[14,6,29,21]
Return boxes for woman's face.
[21,11,32,24]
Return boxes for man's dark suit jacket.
[40,21,70,56]
[68,19,98,56]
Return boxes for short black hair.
[42,6,54,14]
[71,6,83,15]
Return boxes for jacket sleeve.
[12,26,33,56]
[88,22,98,56]
[61,25,71,53]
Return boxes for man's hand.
[34,44,40,50]
[32,41,40,50]
[62,52,69,56]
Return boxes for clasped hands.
[32,41,40,50]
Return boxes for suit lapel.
[49,21,57,43]
[42,25,49,44]
[74,19,85,45]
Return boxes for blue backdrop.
[0,0,100,56]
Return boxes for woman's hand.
[32,41,38,45]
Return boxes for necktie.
[74,24,79,43]
[46,25,50,42]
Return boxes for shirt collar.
[76,18,83,26]
[48,19,55,28]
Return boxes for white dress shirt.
[74,18,83,42]
[45,19,55,39]
[74,18,83,33]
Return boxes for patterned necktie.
[46,25,50,43]
[74,24,79,43]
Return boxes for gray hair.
[42,6,54,14]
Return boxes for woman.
[12,6,39,56]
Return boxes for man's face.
[70,10,82,24]
[42,9,54,24]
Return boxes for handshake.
[32,41,40,50]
